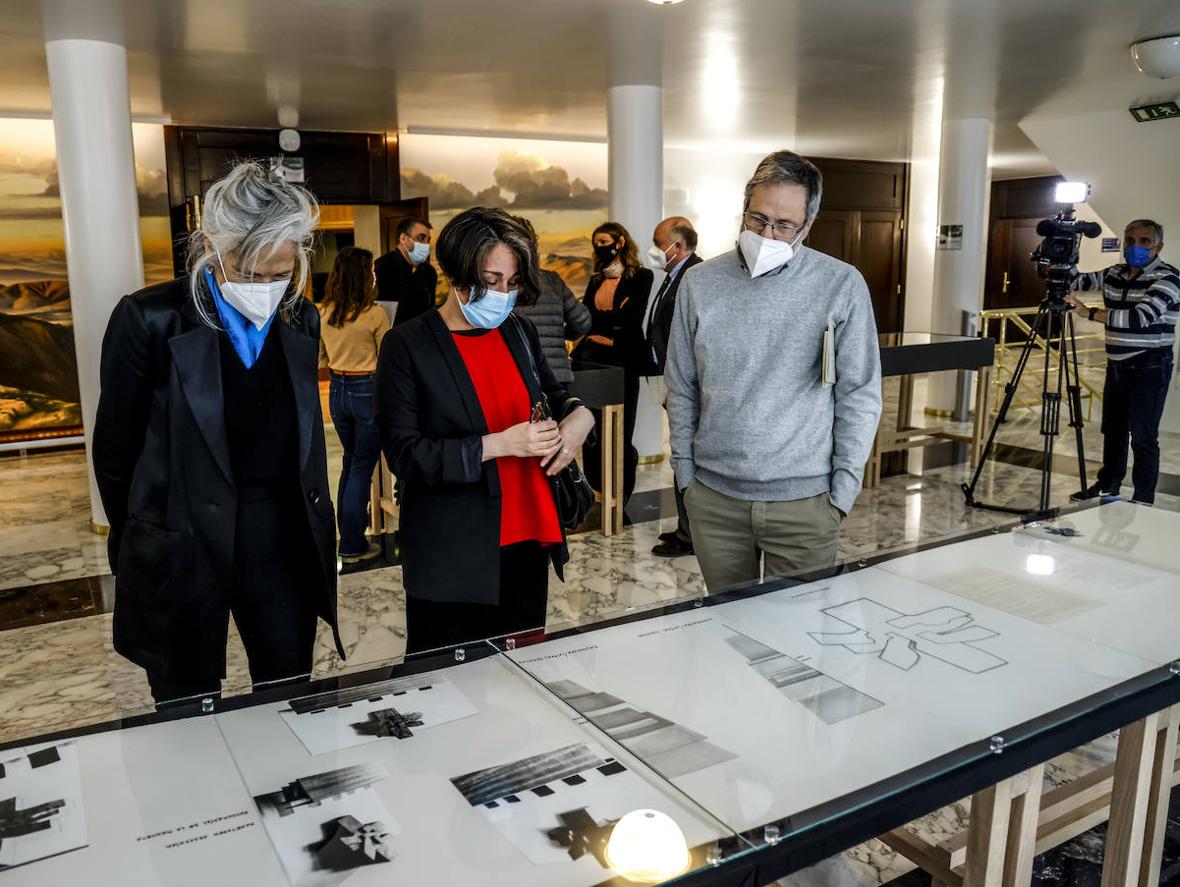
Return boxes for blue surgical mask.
[1124,245,1152,268]
[409,241,431,265]
[459,287,517,329]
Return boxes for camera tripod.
[962,295,1088,516]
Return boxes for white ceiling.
[2,0,1178,178]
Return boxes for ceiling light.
[1131,34,1180,79]
[278,128,301,152]
[646,0,686,4]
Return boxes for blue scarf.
[204,267,275,368]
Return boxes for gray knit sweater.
[665,246,882,515]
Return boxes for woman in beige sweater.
[318,246,390,562]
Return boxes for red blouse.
[451,329,563,547]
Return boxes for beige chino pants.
[683,480,842,593]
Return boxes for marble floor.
[2,400,1179,886]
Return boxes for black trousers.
[1096,350,1173,504]
[404,541,550,655]
[149,488,320,706]
[582,368,640,506]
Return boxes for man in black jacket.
[375,217,438,326]
[644,216,702,558]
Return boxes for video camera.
[1030,208,1102,304]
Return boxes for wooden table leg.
[965,778,1015,887]
[971,364,993,469]
[1003,764,1044,886]
[963,764,1044,887]
[1139,706,1180,887]
[610,404,624,535]
[1101,706,1180,887]
[600,404,625,537]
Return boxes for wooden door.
[984,218,1047,312]
[807,210,854,262]
[807,209,904,333]
[378,198,430,255]
[854,210,904,334]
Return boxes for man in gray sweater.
[665,150,882,592]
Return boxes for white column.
[45,37,144,528]
[608,84,663,255]
[608,84,665,460]
[928,117,992,413]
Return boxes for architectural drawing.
[723,629,884,724]
[808,598,1008,674]
[544,680,736,778]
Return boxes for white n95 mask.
[738,228,803,278]
[216,250,290,329]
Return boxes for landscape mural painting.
[398,133,608,299]
[0,118,171,442]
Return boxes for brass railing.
[979,306,1106,420]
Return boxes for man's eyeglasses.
[742,212,803,242]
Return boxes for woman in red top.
[376,208,595,654]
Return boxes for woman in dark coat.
[510,215,591,384]
[93,161,344,705]
[375,207,595,654]
[572,221,654,504]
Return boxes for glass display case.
[2,500,1178,886]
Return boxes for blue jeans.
[329,373,381,556]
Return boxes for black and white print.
[723,628,884,724]
[252,763,400,887]
[0,742,86,871]
[280,673,478,755]
[451,742,685,868]
[543,680,736,778]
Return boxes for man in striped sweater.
[1065,219,1179,505]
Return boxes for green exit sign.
[1130,101,1180,122]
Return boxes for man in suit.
[645,216,703,558]
[375,217,438,326]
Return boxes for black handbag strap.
[508,314,584,422]
[508,314,542,389]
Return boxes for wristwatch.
[1088,306,1098,322]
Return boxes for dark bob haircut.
[436,207,541,306]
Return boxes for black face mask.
[594,242,620,269]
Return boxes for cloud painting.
[0,118,171,439]
[400,134,608,294]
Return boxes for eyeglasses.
[742,212,803,241]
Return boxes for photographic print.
[722,628,884,725]
[0,118,170,442]
[252,763,400,887]
[0,742,86,871]
[543,680,736,779]
[451,742,688,869]
[280,673,478,755]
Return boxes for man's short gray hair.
[1125,218,1164,244]
[743,150,823,222]
[186,160,320,328]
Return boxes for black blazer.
[573,268,654,373]
[645,253,703,375]
[374,249,439,327]
[375,311,579,605]
[92,277,344,681]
